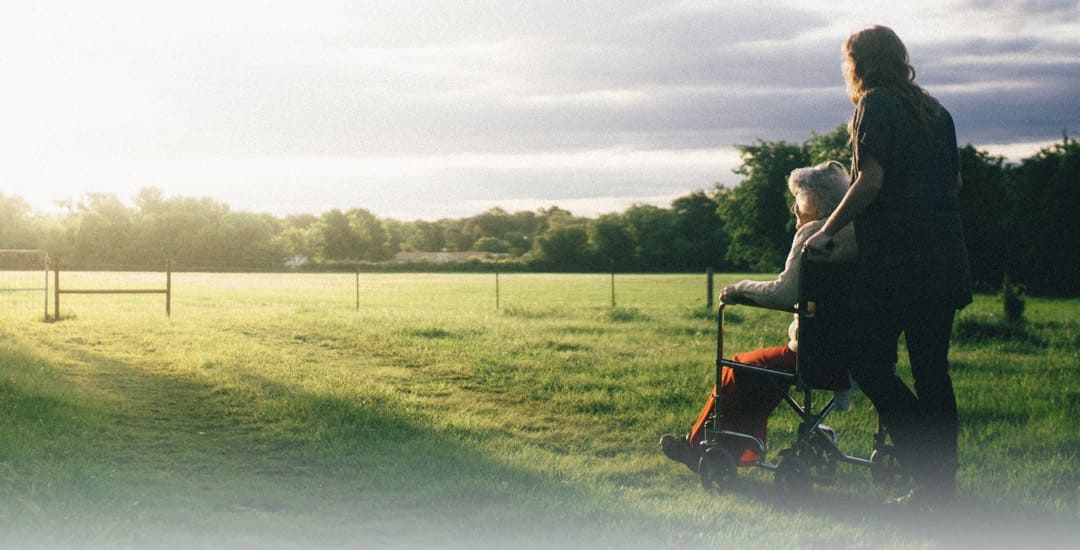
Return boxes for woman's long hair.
[843,26,938,136]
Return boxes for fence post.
[53,257,60,321]
[355,271,360,312]
[706,268,714,309]
[495,272,500,310]
[166,260,172,317]
[610,262,616,308]
[42,252,49,322]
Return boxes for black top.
[852,87,972,309]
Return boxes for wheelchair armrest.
[720,297,797,314]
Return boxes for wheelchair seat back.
[796,250,858,391]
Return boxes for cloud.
[913,33,1080,144]
[0,0,1076,220]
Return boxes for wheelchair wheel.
[775,450,811,493]
[698,446,736,492]
[870,448,906,487]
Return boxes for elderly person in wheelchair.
[661,160,857,471]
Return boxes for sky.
[1,0,1078,221]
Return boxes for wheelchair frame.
[696,249,903,492]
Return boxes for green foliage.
[954,135,1080,296]
[1010,136,1080,295]
[1001,274,1026,323]
[589,213,637,270]
[0,194,37,248]
[958,146,1016,289]
[805,124,852,167]
[719,140,809,271]
[717,125,853,273]
[670,191,728,271]
[317,208,392,262]
[534,221,590,269]
[622,204,679,270]
[473,236,512,253]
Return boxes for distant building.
[394,251,499,263]
[285,255,309,269]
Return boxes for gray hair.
[788,161,850,219]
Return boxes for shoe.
[736,448,760,466]
[660,434,699,472]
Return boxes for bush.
[1001,274,1026,323]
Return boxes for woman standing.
[806,26,972,506]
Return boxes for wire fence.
[11,268,734,322]
[0,254,748,321]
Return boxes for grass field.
[0,271,1077,549]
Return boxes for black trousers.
[851,301,959,486]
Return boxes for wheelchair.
[695,248,905,492]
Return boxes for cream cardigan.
[730,219,857,352]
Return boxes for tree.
[805,125,852,167]
[404,220,446,252]
[620,204,678,271]
[670,191,727,271]
[473,236,512,253]
[71,193,134,265]
[502,231,531,256]
[719,140,809,271]
[462,207,541,257]
[589,213,636,270]
[275,214,321,261]
[318,209,359,261]
[957,146,1014,290]
[380,218,408,256]
[463,207,512,242]
[0,193,36,249]
[134,187,167,216]
[221,211,284,267]
[439,218,473,252]
[347,208,392,261]
[534,220,589,270]
[1011,136,1080,295]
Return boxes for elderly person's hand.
[719,285,737,304]
[720,285,753,305]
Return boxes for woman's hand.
[804,230,835,258]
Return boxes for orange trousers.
[687,344,796,462]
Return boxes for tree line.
[1,127,1075,295]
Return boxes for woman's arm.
[805,155,884,253]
